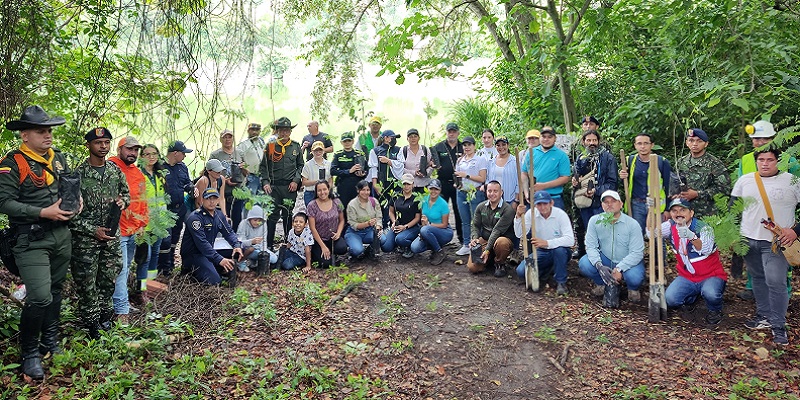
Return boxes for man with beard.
[260,117,304,249]
[573,130,618,230]
[521,126,572,210]
[368,129,402,228]
[0,106,76,379]
[109,136,148,324]
[70,128,130,338]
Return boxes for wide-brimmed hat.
[271,117,297,129]
[6,105,66,131]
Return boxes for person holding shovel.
[578,190,645,303]
[661,198,727,325]
[513,191,574,295]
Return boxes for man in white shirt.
[514,191,575,295]
[237,122,265,194]
[731,148,800,346]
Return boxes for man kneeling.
[467,181,515,277]
[662,199,727,325]
[181,188,243,286]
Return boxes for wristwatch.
[466,174,470,180]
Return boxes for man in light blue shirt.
[578,190,645,302]
[520,126,571,210]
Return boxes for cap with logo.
[533,191,553,204]
[446,122,459,131]
[427,179,442,190]
[202,188,220,199]
[686,128,709,142]
[668,198,692,210]
[581,115,600,126]
[369,116,383,125]
[311,141,326,151]
[495,136,509,144]
[540,126,556,136]
[407,128,420,136]
[220,129,233,138]
[340,131,355,141]
[247,123,261,130]
[167,140,193,153]
[380,129,399,138]
[85,127,113,142]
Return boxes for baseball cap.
[206,159,226,174]
[167,140,193,153]
[526,129,541,139]
[446,122,459,131]
[407,128,420,136]
[220,129,233,138]
[748,120,776,138]
[533,191,552,204]
[668,198,692,210]
[369,116,382,125]
[380,130,399,138]
[340,131,354,141]
[462,135,476,145]
[581,115,600,126]
[600,190,621,202]
[427,179,442,190]
[247,123,261,130]
[311,141,325,151]
[202,188,220,199]
[85,127,112,142]
[118,136,142,149]
[540,126,556,136]
[495,136,509,144]
[401,173,414,184]
[687,128,709,142]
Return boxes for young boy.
[237,205,278,271]
[281,212,314,272]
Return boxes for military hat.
[85,127,113,142]
[687,128,708,142]
[6,105,66,131]
[340,131,355,141]
[271,117,296,129]
[247,123,261,130]
[581,115,600,126]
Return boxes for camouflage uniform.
[676,152,731,217]
[69,160,130,330]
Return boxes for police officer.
[0,106,76,380]
[70,127,130,338]
[159,140,194,276]
[330,131,367,221]
[260,117,304,248]
[180,188,243,285]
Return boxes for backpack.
[573,162,596,209]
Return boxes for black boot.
[19,303,47,380]
[99,308,114,331]
[39,293,63,358]
[84,318,102,340]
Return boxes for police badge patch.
[192,220,202,230]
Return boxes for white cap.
[600,190,621,202]
[750,120,776,138]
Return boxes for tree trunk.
[469,1,525,87]
[557,63,577,133]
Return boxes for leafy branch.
[700,195,753,257]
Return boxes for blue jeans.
[246,174,261,195]
[344,226,376,257]
[380,225,421,252]
[579,206,604,230]
[114,235,136,314]
[456,189,486,246]
[245,248,278,264]
[516,247,570,284]
[551,196,565,210]
[578,253,645,290]
[411,225,453,253]
[745,238,790,328]
[630,200,648,234]
[281,251,306,270]
[665,276,726,312]
[303,190,315,207]
[146,238,163,280]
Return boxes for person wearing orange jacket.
[109,136,148,323]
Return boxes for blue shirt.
[181,208,241,265]
[164,162,192,209]
[585,212,644,272]
[421,195,449,225]
[520,146,571,196]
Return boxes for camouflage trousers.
[70,234,123,325]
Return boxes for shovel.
[647,154,667,322]
[517,147,539,292]
[620,150,631,217]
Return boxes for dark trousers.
[183,249,235,286]
[225,193,245,231]
[439,180,462,244]
[311,239,348,268]
[267,184,296,248]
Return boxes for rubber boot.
[19,303,47,380]
[99,308,114,331]
[39,293,63,358]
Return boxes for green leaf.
[395,74,406,85]
[707,97,720,107]
[731,98,750,112]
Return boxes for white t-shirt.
[731,172,800,241]
[287,226,315,260]
[455,154,488,191]
[301,159,332,191]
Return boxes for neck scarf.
[20,143,56,185]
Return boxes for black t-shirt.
[302,132,334,160]
[392,195,420,226]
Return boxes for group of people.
[1,105,798,381]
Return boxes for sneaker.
[772,326,789,346]
[237,262,250,272]
[737,289,754,301]
[556,283,568,295]
[402,248,414,259]
[744,315,771,330]
[455,245,471,256]
[704,310,723,325]
[591,284,605,297]
[493,263,507,278]
[430,249,447,265]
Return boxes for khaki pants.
[467,236,513,273]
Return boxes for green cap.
[341,131,355,141]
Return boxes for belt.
[14,220,67,234]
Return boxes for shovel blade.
[525,258,540,292]
[648,284,666,322]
